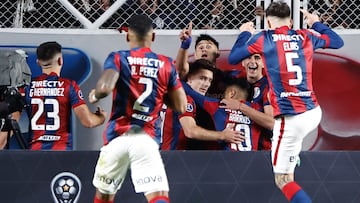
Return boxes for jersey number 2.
[133,77,153,113]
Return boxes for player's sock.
[282,181,311,203]
[148,195,170,203]
[94,196,113,203]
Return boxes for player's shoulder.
[157,53,174,62]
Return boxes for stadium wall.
[1,151,360,203]
[0,29,359,150]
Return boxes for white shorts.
[272,106,322,174]
[92,128,169,194]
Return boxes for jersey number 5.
[31,98,60,131]
[286,52,302,85]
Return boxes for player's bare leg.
[275,173,311,203]
[275,173,294,189]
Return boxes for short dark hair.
[225,77,254,102]
[128,14,153,40]
[186,59,216,81]
[36,41,62,61]
[265,1,291,19]
[195,34,219,49]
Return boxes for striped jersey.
[25,72,85,150]
[161,95,195,150]
[184,83,262,151]
[103,47,182,144]
[229,22,344,116]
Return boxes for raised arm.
[175,22,192,80]
[228,22,257,65]
[301,9,344,49]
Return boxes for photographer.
[0,87,25,149]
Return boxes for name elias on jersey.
[31,80,64,88]
[131,65,158,78]
[225,109,251,124]
[29,88,64,97]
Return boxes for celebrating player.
[89,14,187,203]
[228,1,344,202]
[25,41,106,150]
[161,59,243,150]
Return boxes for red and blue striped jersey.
[251,76,272,150]
[184,83,262,151]
[103,47,182,144]
[229,22,344,116]
[25,72,85,150]
[161,95,195,150]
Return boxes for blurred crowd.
[1,0,359,29]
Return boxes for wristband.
[181,37,192,49]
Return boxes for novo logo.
[96,175,122,187]
[136,175,163,185]
[51,172,82,203]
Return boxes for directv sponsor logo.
[51,172,81,203]
[127,56,165,68]
[272,34,304,42]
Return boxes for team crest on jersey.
[51,172,82,203]
[253,87,260,99]
[78,90,84,100]
[186,103,194,112]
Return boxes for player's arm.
[179,116,244,143]
[219,99,274,130]
[182,81,219,115]
[175,22,192,80]
[164,87,187,114]
[74,105,106,128]
[89,69,119,103]
[301,9,344,49]
[228,22,257,65]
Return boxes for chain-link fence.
[0,0,359,29]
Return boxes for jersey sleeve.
[104,52,121,72]
[182,81,219,115]
[308,22,344,49]
[228,31,265,65]
[69,80,86,109]
[178,96,196,119]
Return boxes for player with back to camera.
[89,14,187,203]
[228,1,344,202]
[25,41,106,150]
